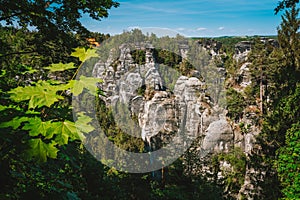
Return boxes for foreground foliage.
[1,47,99,162]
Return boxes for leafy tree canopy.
[0,0,119,36]
[277,122,300,199]
[275,0,299,14]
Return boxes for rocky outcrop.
[92,42,233,151]
[91,38,274,199]
[260,37,279,47]
[238,62,252,88]
[198,39,223,56]
[234,41,253,63]
[202,118,233,153]
[234,38,279,64]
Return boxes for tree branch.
[0,12,23,21]
[0,51,37,58]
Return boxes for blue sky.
[81,0,283,37]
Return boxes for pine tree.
[275,0,300,14]
[248,5,300,199]
[258,5,300,199]
[278,5,300,71]
[248,38,275,114]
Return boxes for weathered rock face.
[260,37,279,47]
[139,91,176,142]
[179,43,189,59]
[234,41,253,63]
[198,39,223,56]
[238,62,252,88]
[93,42,233,150]
[234,38,279,64]
[202,119,233,153]
[92,40,270,199]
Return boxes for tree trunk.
[260,66,264,114]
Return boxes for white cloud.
[196,27,207,31]
[218,26,225,30]
[176,27,186,31]
[133,3,178,14]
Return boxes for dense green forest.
[0,0,299,199]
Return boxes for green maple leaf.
[25,110,40,115]
[22,117,54,139]
[71,47,99,62]
[0,116,30,130]
[75,112,95,140]
[8,80,64,109]
[21,66,38,74]
[51,120,79,145]
[45,62,77,72]
[0,105,8,112]
[68,76,101,96]
[0,69,6,78]
[27,139,58,163]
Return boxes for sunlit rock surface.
[92,40,269,199]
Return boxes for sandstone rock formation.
[91,38,272,199]
[234,41,253,63]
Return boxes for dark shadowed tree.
[275,0,299,14]
[0,0,119,61]
[0,0,119,36]
[254,4,300,199]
